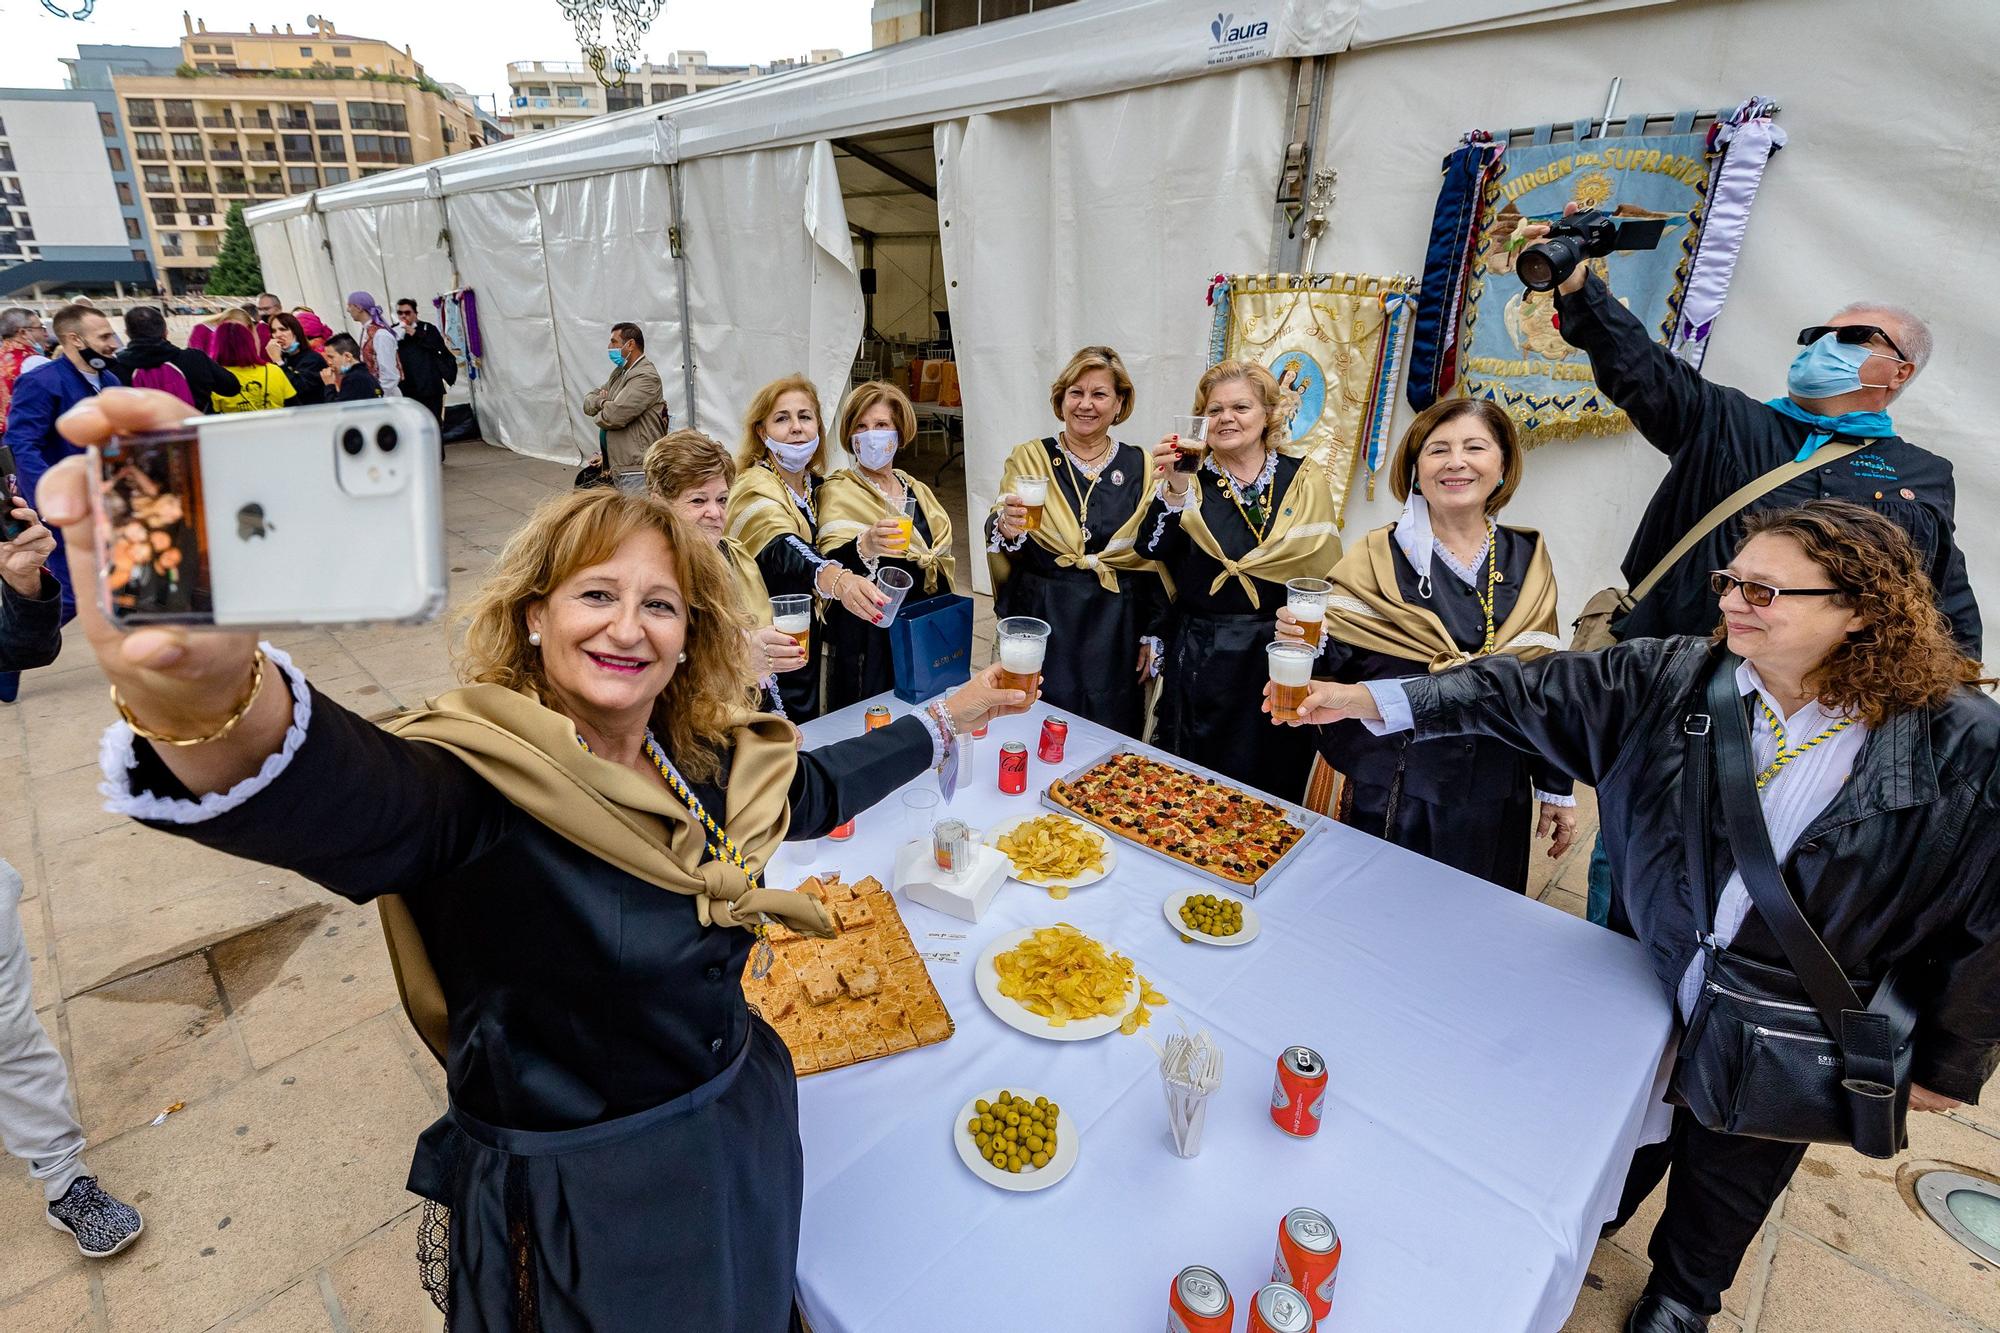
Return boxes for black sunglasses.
[1709,571,1846,608]
[1797,323,1906,363]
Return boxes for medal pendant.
[751,935,775,980]
[1111,469,1124,485]
[1079,526,1091,542]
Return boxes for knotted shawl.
[1175,455,1341,608]
[1326,524,1561,672]
[986,438,1162,595]
[816,468,957,594]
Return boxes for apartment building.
[116,15,483,293]
[870,0,1078,48]
[505,50,842,136]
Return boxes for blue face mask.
[1787,334,1887,400]
[607,347,626,368]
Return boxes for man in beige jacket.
[583,322,667,486]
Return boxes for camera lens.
[1515,239,1577,293]
[340,427,366,456]
[376,424,400,453]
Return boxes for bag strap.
[1704,655,1864,1025]
[1628,440,1871,605]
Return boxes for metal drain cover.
[1915,1170,2000,1266]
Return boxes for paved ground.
[1,441,1994,1331]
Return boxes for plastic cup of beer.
[996,616,1051,705]
[890,493,917,552]
[771,594,812,667]
[1268,641,1316,723]
[1013,476,1049,533]
[1168,415,1210,474]
[1285,578,1332,650]
[874,567,914,627]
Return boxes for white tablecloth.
[777,696,1674,1333]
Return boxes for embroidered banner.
[1208,272,1416,524]
[1459,128,1711,443]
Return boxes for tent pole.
[1269,56,1330,272]
[668,162,698,430]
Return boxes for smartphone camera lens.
[376,425,400,454]
[340,427,366,456]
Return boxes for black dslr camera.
[1516,209,1669,292]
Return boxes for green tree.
[206,203,265,297]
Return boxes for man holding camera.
[0,495,145,1258]
[1532,210,1979,655]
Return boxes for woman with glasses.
[1274,397,1574,892]
[1271,500,2000,1333]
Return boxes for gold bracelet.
[111,650,268,748]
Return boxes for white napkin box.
[893,839,1009,923]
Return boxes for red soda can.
[1037,715,1068,763]
[998,741,1028,795]
[1273,1206,1342,1322]
[1245,1283,1314,1333]
[1270,1045,1328,1138]
[971,718,989,739]
[1166,1265,1233,1333]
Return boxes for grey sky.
[0,1,874,106]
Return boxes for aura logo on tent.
[1206,8,1274,66]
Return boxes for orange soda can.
[1245,1283,1314,1333]
[1270,1045,1327,1138]
[1273,1206,1342,1322]
[1166,1265,1232,1333]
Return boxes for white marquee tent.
[248,0,2000,629]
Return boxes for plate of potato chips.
[976,924,1167,1041]
[985,813,1116,897]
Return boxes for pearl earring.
[677,651,686,664]
[528,631,542,647]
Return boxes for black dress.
[121,681,938,1332]
[1311,528,1572,893]
[745,473,827,722]
[1137,454,1319,799]
[985,439,1169,739]
[822,504,953,711]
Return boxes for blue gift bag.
[888,593,974,704]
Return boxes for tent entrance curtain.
[935,64,1294,593]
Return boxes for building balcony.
[171,147,206,161]
[313,116,341,130]
[136,148,169,162]
[201,115,236,128]
[508,95,597,111]
[246,149,278,162]
[164,114,197,128]
[211,147,243,161]
[277,116,311,131]
[251,180,285,195]
[216,180,249,195]
[195,244,220,257]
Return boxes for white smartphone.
[90,398,447,629]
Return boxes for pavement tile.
[325,1207,435,1332]
[0,1177,86,1302]
[29,760,130,848]
[1604,1175,1774,1319]
[46,821,260,941]
[216,1275,336,1331]
[1786,1118,2000,1323]
[56,869,324,998]
[22,890,56,1012]
[213,898,401,1070]
[1755,1230,1983,1333]
[65,952,247,1143]
[1561,1240,1648,1331]
[1950,1095,2000,1139]
[0,1267,95,1333]
[91,1015,438,1333]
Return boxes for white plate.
[975,926,1143,1041]
[983,813,1117,891]
[952,1088,1080,1192]
[1162,889,1262,948]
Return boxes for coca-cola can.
[1273,1206,1342,1322]
[998,741,1028,795]
[1166,1265,1233,1333]
[1270,1045,1328,1138]
[971,717,989,739]
[1245,1283,1314,1333]
[1037,715,1069,763]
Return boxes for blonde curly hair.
[1192,360,1290,453]
[456,489,756,783]
[1735,501,1985,727]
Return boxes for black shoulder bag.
[1670,655,1915,1158]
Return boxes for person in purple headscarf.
[344,290,402,398]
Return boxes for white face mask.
[764,436,818,472]
[851,428,899,472]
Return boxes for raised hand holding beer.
[994,616,1050,718]
[1010,476,1048,534]
[995,494,1031,540]
[1260,677,1382,728]
[1265,642,1316,723]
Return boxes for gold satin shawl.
[1175,455,1342,608]
[986,438,1162,595]
[374,683,832,1059]
[725,461,815,557]
[1326,524,1562,672]
[720,536,772,626]
[816,468,958,594]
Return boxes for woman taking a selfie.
[725,374,886,722]
[816,380,959,711]
[645,428,809,715]
[42,387,1031,1333]
[1276,397,1575,892]
[1272,501,2000,1333]
[1137,359,1338,796]
[986,345,1168,738]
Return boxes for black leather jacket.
[1403,636,2000,1102]
[0,570,60,671]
